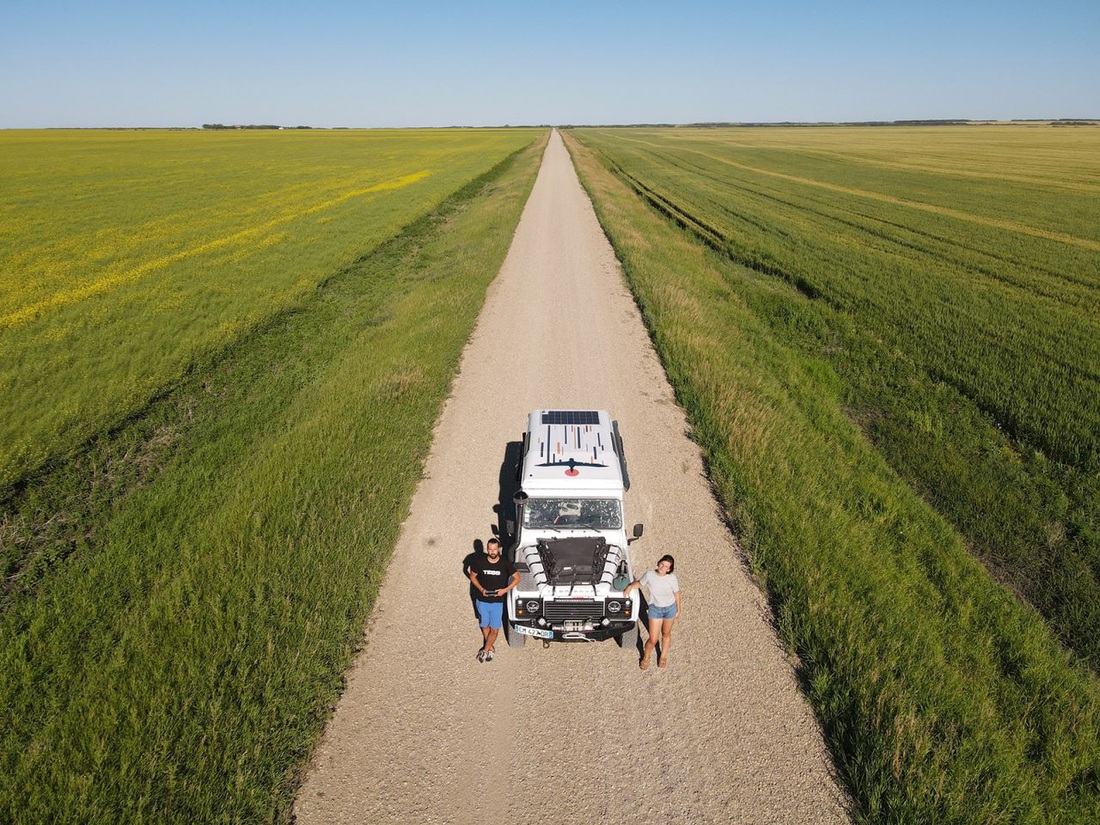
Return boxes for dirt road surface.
[294,131,849,824]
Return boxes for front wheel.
[506,622,526,648]
[618,622,638,654]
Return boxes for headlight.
[605,598,632,619]
[516,599,542,617]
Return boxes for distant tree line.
[202,124,313,130]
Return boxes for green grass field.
[566,126,1100,823]
[0,128,546,821]
[0,129,538,498]
[570,126,1100,672]
[1,128,538,597]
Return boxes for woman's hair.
[657,554,675,573]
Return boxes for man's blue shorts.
[476,600,504,629]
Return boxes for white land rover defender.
[505,409,643,650]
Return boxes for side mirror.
[513,490,529,506]
[628,523,644,544]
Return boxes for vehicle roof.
[520,409,624,494]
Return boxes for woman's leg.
[658,616,676,667]
[641,617,663,669]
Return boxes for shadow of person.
[636,599,655,658]
[462,539,485,621]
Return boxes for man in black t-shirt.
[469,538,519,662]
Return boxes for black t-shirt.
[470,555,515,603]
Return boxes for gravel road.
[293,130,849,824]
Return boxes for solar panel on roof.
[541,410,600,426]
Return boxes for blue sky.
[2,0,1097,128]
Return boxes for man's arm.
[469,569,488,598]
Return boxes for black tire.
[506,622,526,648]
[618,622,638,653]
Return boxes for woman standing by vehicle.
[624,554,681,670]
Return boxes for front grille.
[544,600,602,621]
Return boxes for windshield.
[523,498,623,530]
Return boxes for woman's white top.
[639,570,680,608]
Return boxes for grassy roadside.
[0,131,547,823]
[564,131,1100,823]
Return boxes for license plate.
[515,624,553,640]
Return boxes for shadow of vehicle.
[493,440,524,547]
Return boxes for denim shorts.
[476,600,504,629]
[648,602,678,620]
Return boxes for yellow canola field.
[0,128,538,490]
[2,170,431,329]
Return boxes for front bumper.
[510,594,636,641]
[510,618,636,643]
